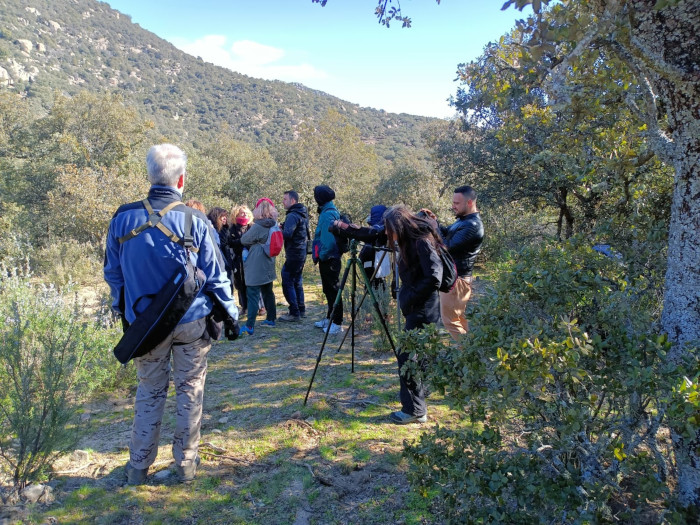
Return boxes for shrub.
[31,239,104,286]
[0,264,121,486]
[403,238,687,523]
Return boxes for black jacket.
[228,223,250,278]
[334,224,389,281]
[398,238,441,328]
[439,213,484,277]
[282,203,309,262]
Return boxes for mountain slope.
[0,0,434,158]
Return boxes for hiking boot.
[125,462,148,486]
[176,455,201,483]
[328,323,343,335]
[278,313,301,323]
[389,411,428,425]
[314,318,329,329]
[299,311,307,318]
[260,319,276,327]
[240,325,254,336]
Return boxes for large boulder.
[17,39,32,54]
[20,484,54,504]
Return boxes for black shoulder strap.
[118,199,199,253]
[183,205,194,249]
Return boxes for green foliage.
[373,150,449,213]
[0,264,121,486]
[403,239,683,522]
[30,239,105,286]
[47,164,150,247]
[275,110,382,222]
[670,373,700,441]
[188,137,279,209]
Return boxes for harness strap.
[118,199,199,253]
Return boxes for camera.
[415,210,428,219]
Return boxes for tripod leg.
[335,283,367,354]
[362,270,399,359]
[336,253,399,360]
[351,257,356,373]
[304,256,354,406]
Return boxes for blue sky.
[104,1,529,118]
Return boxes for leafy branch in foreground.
[402,239,694,522]
[311,0,441,28]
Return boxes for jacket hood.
[286,203,308,218]
[313,185,335,206]
[367,205,387,227]
[254,218,277,228]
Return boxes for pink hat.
[255,198,275,209]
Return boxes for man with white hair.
[104,144,238,485]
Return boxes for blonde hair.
[253,200,279,221]
[231,204,253,222]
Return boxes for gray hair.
[146,144,187,187]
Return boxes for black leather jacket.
[439,212,484,277]
[282,203,309,262]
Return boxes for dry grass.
[15,277,471,525]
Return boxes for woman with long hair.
[207,206,233,289]
[383,205,443,424]
[228,204,254,312]
[239,198,279,335]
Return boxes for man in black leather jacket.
[278,190,309,322]
[423,185,484,341]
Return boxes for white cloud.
[230,40,284,65]
[171,35,327,83]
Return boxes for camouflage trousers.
[130,317,210,470]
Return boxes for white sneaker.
[314,318,329,329]
[328,323,343,335]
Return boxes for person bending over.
[383,205,443,425]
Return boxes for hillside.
[0,0,435,159]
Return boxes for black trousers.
[397,314,429,417]
[319,258,343,325]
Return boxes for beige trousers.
[439,276,473,341]
[130,317,210,470]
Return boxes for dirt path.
[11,281,473,524]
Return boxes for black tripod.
[304,240,399,405]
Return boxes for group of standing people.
[332,187,484,424]
[104,143,484,486]
[186,186,343,336]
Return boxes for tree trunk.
[661,87,700,510]
[554,187,574,240]
[628,0,700,509]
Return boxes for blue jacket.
[104,186,239,325]
[314,201,340,261]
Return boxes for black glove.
[224,318,240,340]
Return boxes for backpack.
[113,199,205,364]
[333,212,352,255]
[264,223,284,257]
[438,244,458,293]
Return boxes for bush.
[403,238,687,523]
[0,264,121,486]
[31,239,104,286]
